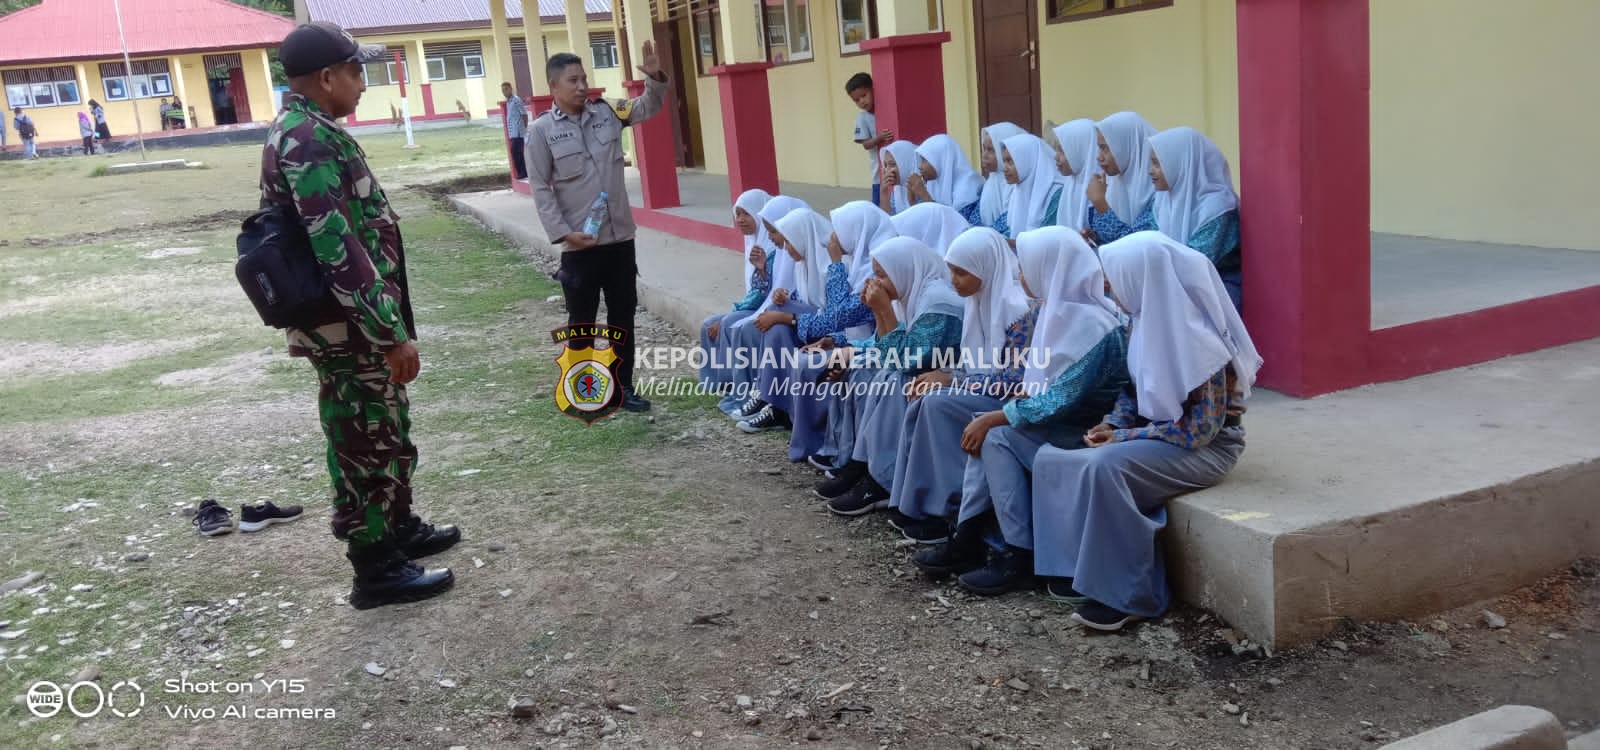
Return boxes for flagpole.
[111,0,148,162]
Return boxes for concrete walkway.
[452,187,1600,647]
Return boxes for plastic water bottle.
[581,192,608,237]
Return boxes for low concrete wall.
[1379,705,1565,750]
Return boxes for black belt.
[1223,415,1242,428]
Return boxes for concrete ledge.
[1379,705,1565,750]
[451,189,1600,648]
[103,159,193,175]
[1569,729,1600,750]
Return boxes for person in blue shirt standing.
[501,81,529,179]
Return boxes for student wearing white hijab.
[877,139,921,215]
[699,189,775,396]
[886,227,1039,543]
[977,122,1027,232]
[1049,118,1099,231]
[907,134,984,223]
[890,202,970,258]
[722,196,813,419]
[999,133,1065,238]
[1030,231,1260,632]
[821,237,965,516]
[1148,126,1243,310]
[757,202,894,463]
[912,227,1132,593]
[1085,111,1158,244]
[741,207,836,437]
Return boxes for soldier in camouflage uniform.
[262,22,458,609]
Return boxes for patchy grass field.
[0,124,1595,750]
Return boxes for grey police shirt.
[526,73,669,249]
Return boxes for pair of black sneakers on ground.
[193,499,304,536]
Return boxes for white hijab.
[1000,133,1059,237]
[830,200,899,293]
[1096,111,1158,226]
[1016,226,1122,394]
[772,207,832,308]
[945,227,1031,374]
[914,134,983,209]
[978,122,1026,226]
[1051,118,1099,231]
[879,140,920,214]
[734,189,772,291]
[872,236,966,325]
[1098,231,1263,422]
[752,196,811,314]
[1149,126,1239,244]
[890,202,971,257]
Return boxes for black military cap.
[279,22,387,78]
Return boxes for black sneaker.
[737,404,790,433]
[239,501,304,532]
[883,509,915,532]
[734,396,767,420]
[620,388,652,413]
[899,517,950,545]
[1071,600,1142,632]
[394,515,462,559]
[192,500,234,537]
[956,545,1035,596]
[1044,577,1088,607]
[806,454,837,474]
[826,481,888,517]
[813,460,866,501]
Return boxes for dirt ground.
[0,127,1595,750]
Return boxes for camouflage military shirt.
[260,92,415,358]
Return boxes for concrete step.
[452,188,1600,648]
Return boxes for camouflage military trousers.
[307,351,416,546]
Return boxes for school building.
[0,0,292,142]
[296,0,628,126]
[481,0,1597,400]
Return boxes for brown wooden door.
[659,18,696,168]
[974,0,1041,134]
[510,48,533,99]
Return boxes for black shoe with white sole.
[813,460,866,501]
[239,501,303,532]
[898,517,950,544]
[826,477,889,517]
[912,520,986,579]
[737,404,790,433]
[734,396,767,420]
[1070,599,1142,632]
[806,454,837,473]
[192,499,234,537]
[1044,577,1088,607]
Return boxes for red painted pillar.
[1235,0,1371,397]
[529,94,555,118]
[708,62,780,205]
[624,78,682,209]
[861,32,951,147]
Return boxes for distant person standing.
[261,21,459,609]
[12,108,37,160]
[0,111,8,152]
[78,111,95,154]
[526,41,670,413]
[89,99,110,140]
[501,82,529,179]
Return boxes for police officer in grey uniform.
[527,41,669,413]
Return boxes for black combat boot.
[912,519,988,578]
[393,515,461,559]
[957,545,1035,596]
[347,538,454,610]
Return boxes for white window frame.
[426,57,447,81]
[836,0,873,55]
[28,82,56,107]
[149,74,170,97]
[103,77,129,101]
[781,0,814,63]
[590,39,618,69]
[6,84,31,109]
[462,54,485,78]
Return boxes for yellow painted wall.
[1034,0,1239,186]
[3,48,278,141]
[1371,0,1598,250]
